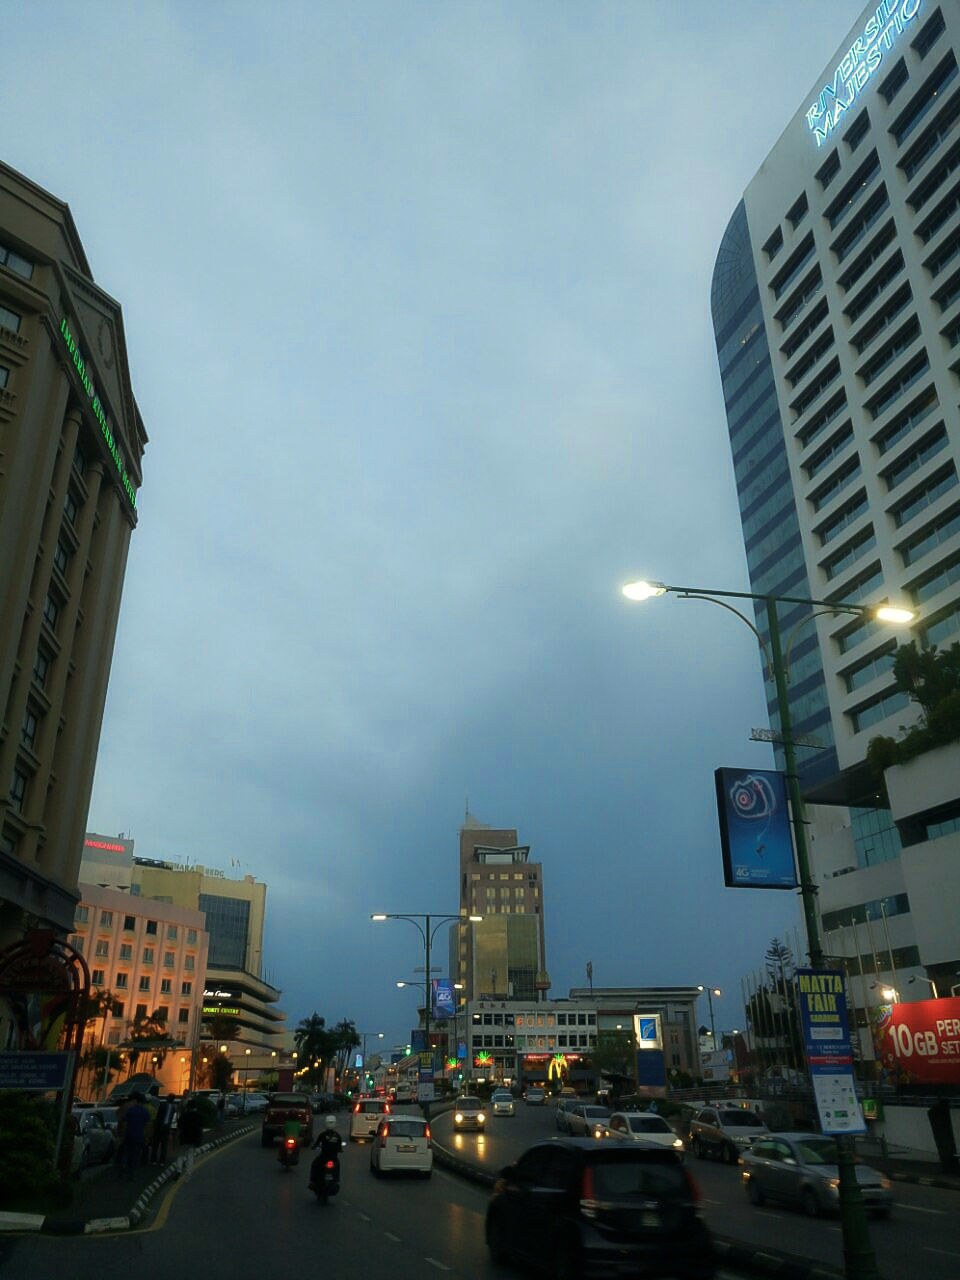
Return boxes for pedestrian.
[176,1098,204,1182]
[141,1091,159,1166]
[117,1092,150,1177]
[217,1092,226,1121]
[150,1095,174,1166]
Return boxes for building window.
[879,58,908,105]
[135,1004,148,1019]
[163,951,175,967]
[91,969,104,986]
[32,646,50,689]
[115,974,128,991]
[0,241,33,277]
[142,947,154,964]
[181,981,192,996]
[9,769,28,813]
[94,940,109,958]
[119,944,132,961]
[123,915,136,932]
[52,540,70,576]
[0,302,21,332]
[187,929,197,945]
[98,910,113,928]
[107,1029,121,1045]
[75,905,89,925]
[42,593,59,631]
[156,1006,169,1023]
[145,920,158,935]
[166,925,178,941]
[0,363,8,389]
[70,935,84,954]
[178,1008,190,1024]
[184,955,195,971]
[63,491,78,525]
[160,979,172,995]
[139,976,150,992]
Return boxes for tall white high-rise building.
[711,1,960,1040]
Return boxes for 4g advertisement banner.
[871,997,960,1086]
[715,767,797,889]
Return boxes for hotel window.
[166,925,178,941]
[32,646,50,689]
[135,1004,148,1019]
[70,935,84,954]
[0,242,33,277]
[119,944,132,961]
[124,915,136,932]
[181,981,192,995]
[156,1006,169,1023]
[63,490,78,525]
[187,929,197,944]
[145,920,158,935]
[73,445,86,477]
[178,1008,190,1024]
[115,973,128,989]
[163,951,175,967]
[107,1029,120,1045]
[914,7,945,60]
[52,540,70,576]
[0,303,21,332]
[75,905,89,925]
[142,947,154,964]
[184,955,195,971]
[91,969,104,986]
[9,769,28,814]
[0,364,8,388]
[100,910,113,927]
[160,978,172,994]
[94,940,109,958]
[42,593,59,631]
[138,976,150,992]
[880,58,908,106]
[786,192,808,228]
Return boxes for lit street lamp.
[697,986,722,1049]
[371,912,482,1077]
[623,578,913,1280]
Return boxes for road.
[0,1108,747,1279]
[430,1101,960,1280]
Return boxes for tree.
[331,1019,360,1086]
[591,1029,634,1080]
[126,1008,177,1071]
[204,1014,241,1044]
[868,640,960,773]
[196,1043,233,1090]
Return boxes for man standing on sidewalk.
[176,1099,204,1182]
[118,1093,150,1177]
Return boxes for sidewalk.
[0,1117,256,1236]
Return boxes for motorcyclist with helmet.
[310,1115,343,1190]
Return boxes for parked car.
[566,1104,611,1138]
[89,1105,120,1137]
[369,1115,433,1177]
[309,1092,338,1113]
[688,1106,768,1164]
[350,1097,392,1142]
[486,1138,715,1279]
[524,1086,547,1105]
[555,1096,580,1132]
[69,1110,116,1172]
[491,1090,515,1116]
[453,1096,486,1132]
[600,1111,686,1153]
[261,1092,314,1147]
[740,1132,892,1218]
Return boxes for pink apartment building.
[69,882,209,1097]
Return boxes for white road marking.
[384,1232,401,1242]
[924,1248,960,1258]
[357,1211,371,1222]
[896,1203,944,1214]
[424,1258,451,1271]
[701,1197,722,1205]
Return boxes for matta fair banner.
[871,997,960,1086]
[796,968,865,1136]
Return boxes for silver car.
[565,1104,611,1138]
[740,1132,892,1218]
[491,1090,515,1116]
[601,1111,686,1154]
[688,1105,768,1163]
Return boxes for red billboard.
[871,997,960,1086]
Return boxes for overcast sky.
[4,0,866,1052]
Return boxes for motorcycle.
[309,1158,340,1204]
[278,1136,300,1171]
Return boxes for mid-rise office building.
[81,833,286,1055]
[0,162,146,951]
[452,817,548,1003]
[711,1,960,1041]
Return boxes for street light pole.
[698,986,722,1050]
[623,581,914,1280]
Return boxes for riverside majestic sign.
[806,0,923,147]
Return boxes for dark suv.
[486,1138,715,1279]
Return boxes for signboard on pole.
[417,1052,435,1101]
[870,997,960,1085]
[796,968,865,1136]
[0,1050,73,1091]
[431,979,455,1020]
[715,767,797,889]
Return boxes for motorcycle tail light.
[284,1137,296,1149]
[684,1169,701,1203]
[325,1160,335,1169]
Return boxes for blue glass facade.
[711,201,838,787]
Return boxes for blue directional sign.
[0,1051,72,1091]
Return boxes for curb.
[887,1169,960,1191]
[0,1124,256,1237]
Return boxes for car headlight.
[477,1113,485,1123]
[673,1138,684,1149]
[880,1177,892,1190]
[455,1113,463,1123]
[828,1178,840,1189]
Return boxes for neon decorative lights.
[805,0,923,147]
[59,317,138,509]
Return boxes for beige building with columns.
[0,160,146,950]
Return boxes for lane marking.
[896,1203,944,1214]
[923,1248,960,1258]
[384,1232,401,1242]
[425,1258,451,1271]
[357,1211,371,1222]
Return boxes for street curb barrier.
[0,1124,258,1237]
[431,1139,847,1280]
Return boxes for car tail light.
[379,1124,389,1147]
[684,1169,702,1203]
[354,1103,361,1113]
[579,1165,599,1219]
[425,1124,432,1147]
[384,1104,391,1114]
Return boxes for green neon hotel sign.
[60,317,138,509]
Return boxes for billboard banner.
[715,767,797,889]
[796,968,865,1136]
[870,997,960,1086]
[431,979,455,1020]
